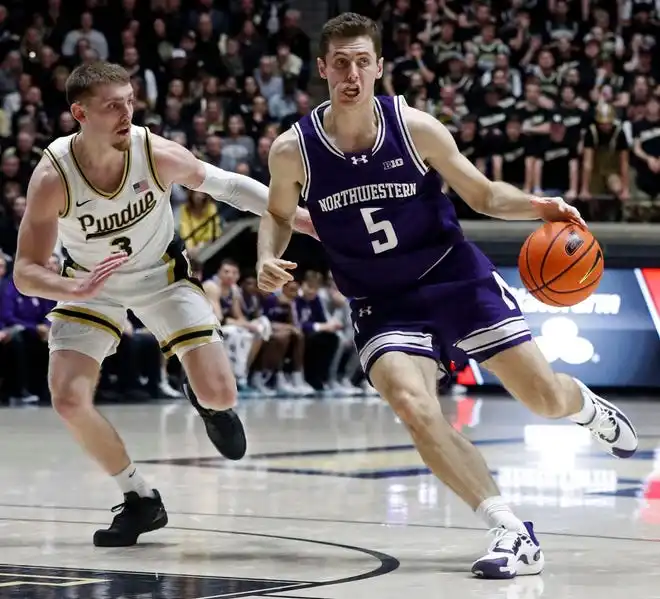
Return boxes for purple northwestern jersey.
[294,95,464,298]
[293,95,532,377]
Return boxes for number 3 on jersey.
[111,236,133,256]
[360,208,398,254]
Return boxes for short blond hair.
[66,61,130,105]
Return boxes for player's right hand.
[257,258,297,292]
[71,252,129,300]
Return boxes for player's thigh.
[132,282,235,407]
[481,340,561,407]
[133,282,222,360]
[47,300,125,411]
[48,300,126,363]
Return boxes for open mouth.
[116,127,131,135]
[342,87,360,98]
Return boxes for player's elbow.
[467,183,495,215]
[12,260,33,296]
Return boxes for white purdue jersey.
[44,126,184,298]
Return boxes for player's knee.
[194,375,237,411]
[49,377,93,421]
[387,387,439,434]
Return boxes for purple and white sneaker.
[574,380,638,459]
[471,522,544,580]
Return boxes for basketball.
[518,222,604,307]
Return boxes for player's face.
[72,83,135,151]
[319,36,383,108]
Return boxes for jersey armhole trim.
[394,96,429,176]
[143,127,167,193]
[292,123,311,202]
[43,148,72,218]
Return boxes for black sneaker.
[183,379,247,460]
[93,490,168,547]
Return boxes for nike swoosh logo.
[76,199,94,207]
[579,249,603,284]
[128,469,136,478]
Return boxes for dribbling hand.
[530,196,587,229]
[257,258,297,292]
[71,252,129,300]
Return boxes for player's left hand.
[530,196,587,228]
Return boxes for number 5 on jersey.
[360,207,398,254]
[111,236,133,256]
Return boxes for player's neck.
[74,131,125,168]
[326,99,377,149]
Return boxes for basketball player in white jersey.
[13,62,315,547]
[257,13,637,579]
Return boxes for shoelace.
[487,527,524,553]
[588,402,617,442]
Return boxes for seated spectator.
[580,103,630,221]
[221,114,256,172]
[6,131,43,184]
[280,91,311,132]
[0,195,26,257]
[0,253,34,403]
[239,273,276,396]
[203,259,264,395]
[294,271,342,391]
[251,136,272,185]
[0,254,59,403]
[532,114,579,200]
[254,56,283,103]
[492,115,533,192]
[268,75,298,122]
[261,280,314,396]
[275,43,303,85]
[246,95,272,141]
[630,96,660,222]
[61,12,109,61]
[178,191,222,261]
[320,274,362,396]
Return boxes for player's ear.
[376,57,384,80]
[70,103,86,124]
[317,57,327,80]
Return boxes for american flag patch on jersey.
[133,179,149,194]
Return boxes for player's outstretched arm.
[256,130,302,293]
[149,133,316,237]
[14,157,128,301]
[404,105,584,225]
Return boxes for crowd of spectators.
[353,0,660,222]
[2,0,660,401]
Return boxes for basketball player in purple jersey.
[257,14,638,578]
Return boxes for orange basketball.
[518,222,604,307]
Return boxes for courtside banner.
[465,268,660,388]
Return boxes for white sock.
[476,496,527,534]
[567,378,597,424]
[113,463,155,498]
